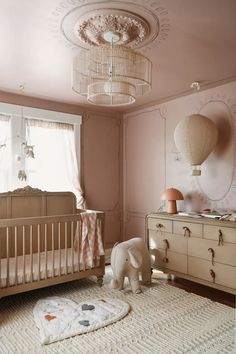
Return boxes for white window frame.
[0,102,82,190]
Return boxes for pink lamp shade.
[160,188,184,214]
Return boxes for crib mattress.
[0,249,92,288]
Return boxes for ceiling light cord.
[110,37,114,105]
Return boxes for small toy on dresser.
[110,237,152,294]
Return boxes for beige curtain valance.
[26,118,73,131]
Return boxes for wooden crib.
[0,186,105,298]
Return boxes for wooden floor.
[106,264,235,308]
[167,276,235,308]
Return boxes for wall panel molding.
[82,112,123,247]
[123,107,166,240]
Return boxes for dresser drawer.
[147,213,236,293]
[149,231,187,254]
[173,221,202,238]
[188,256,236,290]
[188,238,236,267]
[147,217,172,233]
[152,249,187,274]
[204,225,236,244]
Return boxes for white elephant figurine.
[110,237,151,294]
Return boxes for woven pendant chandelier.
[71,13,152,107]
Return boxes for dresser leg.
[97,276,103,287]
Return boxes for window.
[0,114,11,192]
[0,103,84,206]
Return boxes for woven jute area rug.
[0,268,235,353]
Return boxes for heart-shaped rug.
[33,297,130,345]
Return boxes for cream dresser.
[147,213,236,295]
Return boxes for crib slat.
[0,236,1,288]
[14,226,18,286]
[44,224,47,280]
[22,225,26,284]
[0,233,1,288]
[65,222,68,275]
[6,227,9,287]
[37,224,40,281]
[77,220,80,272]
[58,222,61,276]
[71,221,74,274]
[30,225,33,282]
[52,223,54,278]
[98,217,102,267]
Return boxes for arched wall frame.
[191,95,236,209]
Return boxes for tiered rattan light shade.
[72,44,152,107]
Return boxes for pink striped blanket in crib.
[74,211,104,268]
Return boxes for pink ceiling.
[0,0,235,112]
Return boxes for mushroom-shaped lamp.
[160,188,184,214]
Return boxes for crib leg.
[97,276,103,287]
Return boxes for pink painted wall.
[0,91,123,248]
[82,112,123,248]
[2,80,236,247]
[123,81,236,240]
[123,108,166,239]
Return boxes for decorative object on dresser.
[147,212,236,295]
[110,237,152,294]
[160,188,184,214]
[174,114,218,176]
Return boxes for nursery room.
[0,0,235,353]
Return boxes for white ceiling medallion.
[74,11,149,48]
[51,1,171,50]
[51,0,170,107]
[61,1,159,48]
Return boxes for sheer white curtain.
[0,114,11,192]
[25,118,85,208]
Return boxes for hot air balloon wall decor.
[174,114,218,176]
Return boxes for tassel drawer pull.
[218,229,224,246]
[208,248,215,265]
[163,239,170,249]
[156,223,164,229]
[162,239,169,263]
[210,269,216,283]
[183,226,191,237]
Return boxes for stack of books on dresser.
[177,211,202,218]
[178,210,236,221]
[200,211,223,219]
[178,211,223,219]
